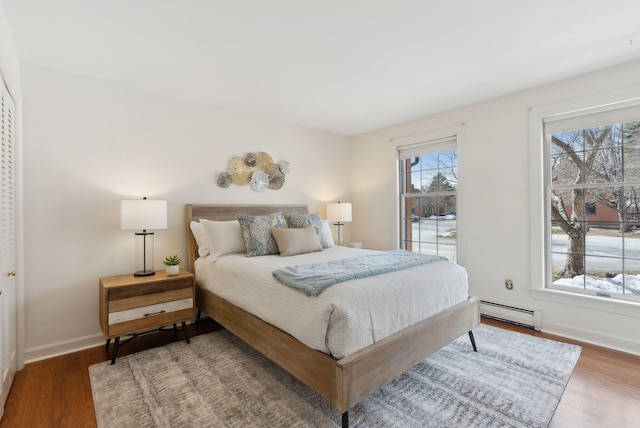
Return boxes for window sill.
[530,288,640,319]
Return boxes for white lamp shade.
[326,202,352,223]
[121,199,167,230]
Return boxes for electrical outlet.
[505,278,514,290]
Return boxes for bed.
[185,204,480,427]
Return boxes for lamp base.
[134,270,156,277]
[335,222,344,246]
[134,231,155,276]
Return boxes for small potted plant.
[163,255,182,276]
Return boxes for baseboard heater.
[480,300,542,331]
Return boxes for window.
[543,102,640,300]
[398,136,457,261]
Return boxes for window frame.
[529,86,640,315]
[392,125,464,261]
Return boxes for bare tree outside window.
[549,120,640,296]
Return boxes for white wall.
[18,47,640,360]
[350,59,640,355]
[0,2,19,92]
[21,63,350,361]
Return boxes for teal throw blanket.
[272,250,446,296]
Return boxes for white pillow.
[321,219,335,247]
[200,219,246,260]
[190,221,210,257]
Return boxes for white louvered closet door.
[0,72,16,422]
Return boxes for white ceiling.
[3,0,640,136]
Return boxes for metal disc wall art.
[217,151,290,191]
[227,156,252,185]
[250,170,269,192]
[266,164,285,190]
[255,152,273,172]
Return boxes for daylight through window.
[544,105,640,300]
[399,136,457,262]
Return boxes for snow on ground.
[554,274,640,295]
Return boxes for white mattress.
[195,246,468,359]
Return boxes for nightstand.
[99,269,195,364]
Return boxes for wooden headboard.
[184,204,309,273]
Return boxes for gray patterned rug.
[89,325,580,427]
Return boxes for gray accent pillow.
[237,213,285,257]
[284,213,333,249]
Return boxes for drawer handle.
[144,310,166,317]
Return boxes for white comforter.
[195,246,468,359]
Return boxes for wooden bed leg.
[342,411,349,428]
[468,330,478,352]
[196,309,202,323]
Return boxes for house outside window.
[542,101,640,301]
[398,135,458,262]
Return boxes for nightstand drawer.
[108,277,192,301]
[108,297,193,324]
[108,307,194,337]
[109,287,193,312]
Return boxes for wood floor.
[1,317,639,427]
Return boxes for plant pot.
[165,265,179,276]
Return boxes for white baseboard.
[24,317,640,363]
[24,333,105,364]
[541,319,640,357]
[23,320,201,364]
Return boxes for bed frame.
[185,204,480,427]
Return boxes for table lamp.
[121,197,167,276]
[326,201,352,246]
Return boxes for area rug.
[89,325,580,427]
